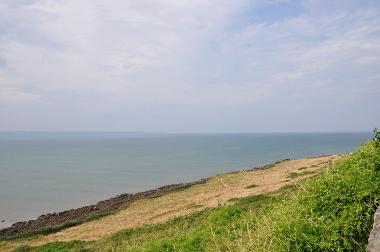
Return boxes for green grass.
[298,166,308,170]
[245,183,258,189]
[287,170,316,179]
[12,140,380,252]
[262,140,380,251]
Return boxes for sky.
[0,0,379,133]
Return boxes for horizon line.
[0,130,373,134]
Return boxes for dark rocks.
[0,179,207,238]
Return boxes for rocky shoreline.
[0,179,207,238]
[0,158,298,238]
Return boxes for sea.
[0,132,372,229]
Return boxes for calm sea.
[0,132,371,228]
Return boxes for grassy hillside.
[10,139,380,251]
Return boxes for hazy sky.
[0,0,379,133]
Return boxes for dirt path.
[1,154,342,251]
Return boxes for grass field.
[2,138,380,251]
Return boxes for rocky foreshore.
[0,158,295,238]
[0,179,207,238]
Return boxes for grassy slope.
[11,140,380,251]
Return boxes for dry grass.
[1,154,342,251]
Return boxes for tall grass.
[12,140,380,252]
[255,140,380,251]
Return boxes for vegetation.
[245,183,258,189]
[10,137,380,251]
[373,128,380,146]
[286,170,315,178]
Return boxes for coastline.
[0,179,207,238]
[0,153,347,251]
[0,154,338,239]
